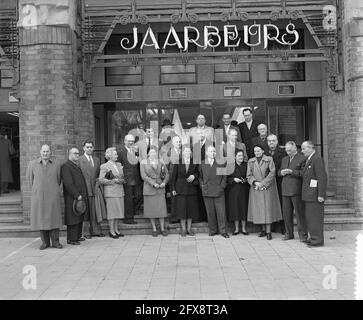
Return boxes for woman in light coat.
[140,146,169,237]
[99,147,125,238]
[247,144,282,240]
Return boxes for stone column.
[17,0,88,223]
[345,0,363,215]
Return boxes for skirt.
[175,194,199,220]
[143,194,168,218]
[105,197,125,220]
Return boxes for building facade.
[0,0,362,223]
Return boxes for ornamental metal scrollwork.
[270,11,280,21]
[220,12,229,22]
[238,11,249,21]
[119,15,130,25]
[289,10,299,20]
[170,13,181,24]
[188,13,199,24]
[138,15,149,24]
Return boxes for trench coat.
[61,160,89,226]
[246,155,282,224]
[26,158,62,230]
[0,137,14,183]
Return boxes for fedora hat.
[73,198,87,216]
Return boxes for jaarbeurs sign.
[120,23,299,51]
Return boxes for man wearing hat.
[61,148,89,245]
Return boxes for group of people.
[27,107,328,250]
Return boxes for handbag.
[160,164,166,180]
[104,170,115,180]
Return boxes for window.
[0,69,12,88]
[267,29,305,81]
[160,65,196,84]
[214,63,250,83]
[104,34,143,86]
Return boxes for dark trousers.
[40,229,60,247]
[67,222,83,241]
[124,184,143,220]
[304,201,324,245]
[282,195,308,240]
[83,196,102,235]
[203,195,227,234]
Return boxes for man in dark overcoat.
[79,140,105,237]
[301,141,328,247]
[61,148,89,245]
[267,134,287,234]
[251,123,269,155]
[278,141,308,242]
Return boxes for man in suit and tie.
[238,108,260,158]
[192,129,213,165]
[301,141,328,247]
[117,134,142,225]
[138,127,159,161]
[279,141,308,242]
[251,123,269,154]
[220,113,242,143]
[199,145,229,238]
[189,114,214,146]
[79,140,105,238]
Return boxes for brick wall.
[19,25,94,223]
[325,0,363,215]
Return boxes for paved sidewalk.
[0,230,360,300]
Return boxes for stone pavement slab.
[0,230,361,300]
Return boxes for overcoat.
[140,159,169,196]
[246,155,282,224]
[238,120,260,158]
[27,158,62,230]
[0,137,14,183]
[116,145,142,186]
[61,160,89,226]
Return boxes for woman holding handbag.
[140,146,169,237]
[99,147,125,239]
[226,149,249,236]
[246,144,282,240]
[170,146,199,237]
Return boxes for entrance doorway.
[0,111,20,193]
[94,98,322,158]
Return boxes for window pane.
[215,72,250,82]
[160,74,196,84]
[161,65,195,73]
[107,75,142,86]
[215,63,249,72]
[112,110,143,145]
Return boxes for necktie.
[89,156,94,167]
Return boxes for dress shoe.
[282,235,294,241]
[108,232,119,239]
[115,231,124,237]
[152,230,158,237]
[40,244,49,250]
[78,237,86,241]
[266,233,272,240]
[209,232,218,236]
[92,233,106,237]
[258,230,267,237]
[232,231,239,236]
[187,230,195,236]
[221,233,230,238]
[161,230,168,237]
[300,238,310,243]
[169,220,179,224]
[306,242,324,247]
[52,243,63,249]
[181,230,187,237]
[241,231,249,235]
[67,240,80,245]
[124,220,137,224]
[84,234,92,239]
